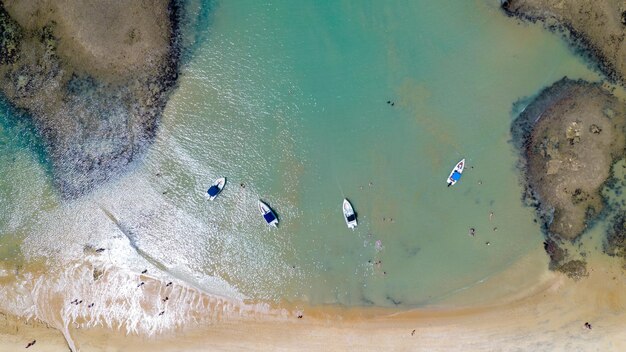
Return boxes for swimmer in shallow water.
[469,228,476,237]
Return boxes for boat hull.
[207,177,226,200]
[343,199,357,229]
[446,159,465,186]
[258,200,278,227]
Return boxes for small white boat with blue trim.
[446,159,465,187]
[258,200,278,227]
[206,177,226,200]
[343,199,357,230]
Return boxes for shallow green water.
[0,0,602,310]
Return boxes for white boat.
[446,159,465,187]
[206,177,226,200]
[343,199,357,229]
[258,200,278,227]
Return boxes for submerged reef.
[605,215,626,260]
[511,78,626,275]
[0,0,181,198]
[501,0,626,85]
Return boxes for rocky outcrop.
[511,78,626,240]
[501,0,626,85]
[605,215,626,258]
[0,0,181,198]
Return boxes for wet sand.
[1,246,624,351]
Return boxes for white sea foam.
[0,258,288,351]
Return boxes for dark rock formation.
[511,78,626,240]
[0,0,182,198]
[556,259,588,280]
[604,215,626,258]
[0,3,21,64]
[512,77,626,277]
[501,0,626,86]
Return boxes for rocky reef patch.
[511,78,626,276]
[501,0,626,86]
[0,0,182,198]
[605,215,626,262]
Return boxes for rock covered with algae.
[511,78,626,276]
[512,78,626,241]
[0,0,181,198]
[501,0,626,85]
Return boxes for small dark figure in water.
[70,299,78,304]
[156,173,162,177]
[166,282,172,287]
[95,248,105,253]
[163,296,169,302]
[387,100,391,104]
[25,340,36,348]
[469,228,476,237]
[159,311,165,316]
[88,303,94,308]
[78,300,83,304]
[240,183,245,188]
[141,269,148,274]
[138,282,145,288]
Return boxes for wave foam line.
[0,260,289,351]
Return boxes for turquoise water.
[0,0,602,313]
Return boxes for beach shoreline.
[2,244,624,351]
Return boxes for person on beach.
[138,282,145,288]
[25,340,36,348]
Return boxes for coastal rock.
[0,0,181,198]
[556,259,588,280]
[511,78,626,240]
[502,0,626,85]
[0,3,21,64]
[604,215,626,258]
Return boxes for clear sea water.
[0,0,603,323]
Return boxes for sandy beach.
[0,1,625,351]
[1,244,624,351]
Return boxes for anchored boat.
[206,177,226,200]
[343,199,357,229]
[258,200,278,227]
[446,159,465,187]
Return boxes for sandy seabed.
[0,243,624,352]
